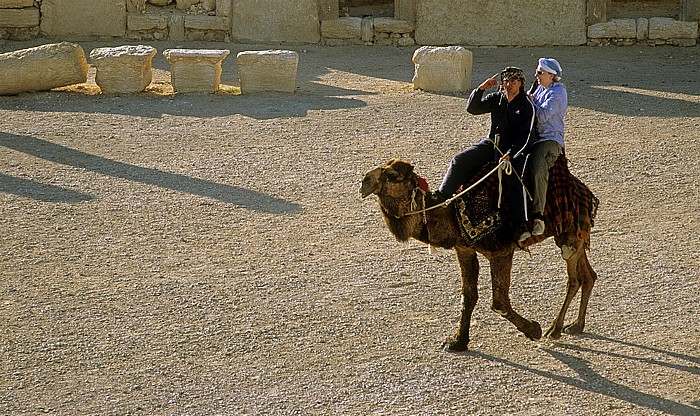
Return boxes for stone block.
[231,0,320,44]
[90,45,157,94]
[216,0,231,17]
[236,50,299,94]
[361,17,374,42]
[128,13,169,31]
[0,42,88,95]
[373,17,413,34]
[40,0,126,38]
[126,0,147,12]
[169,14,185,41]
[0,7,39,27]
[0,0,34,7]
[395,0,416,23]
[163,48,230,93]
[648,17,698,40]
[318,0,339,21]
[321,17,362,39]
[411,45,472,93]
[587,18,637,39]
[176,0,198,10]
[184,15,230,31]
[636,18,649,40]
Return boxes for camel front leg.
[443,246,479,351]
[489,250,542,341]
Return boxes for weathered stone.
[648,17,698,40]
[163,48,230,93]
[201,0,215,12]
[128,13,169,31]
[416,0,586,46]
[169,14,185,41]
[0,0,34,7]
[176,0,199,10]
[373,17,413,34]
[361,17,374,42]
[395,0,416,23]
[231,0,320,44]
[148,0,171,5]
[126,0,147,13]
[636,18,649,40]
[40,0,126,38]
[411,45,472,93]
[321,17,362,39]
[236,50,299,94]
[587,18,636,39]
[184,15,229,31]
[0,42,88,95]
[90,45,157,94]
[0,7,39,27]
[318,0,339,21]
[216,0,231,17]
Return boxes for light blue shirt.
[532,82,567,149]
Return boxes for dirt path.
[1,40,699,415]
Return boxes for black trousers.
[439,139,527,228]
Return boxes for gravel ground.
[1,40,699,415]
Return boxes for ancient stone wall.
[0,0,698,46]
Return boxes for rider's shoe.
[532,219,545,236]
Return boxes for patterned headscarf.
[500,67,526,85]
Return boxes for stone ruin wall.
[0,0,698,46]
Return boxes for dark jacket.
[466,88,537,159]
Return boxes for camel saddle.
[453,154,599,247]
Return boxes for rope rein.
[402,159,508,217]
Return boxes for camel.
[360,157,599,351]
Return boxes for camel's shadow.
[0,132,302,213]
[465,333,699,416]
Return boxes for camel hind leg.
[564,249,597,335]
[544,242,597,339]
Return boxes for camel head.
[360,158,416,199]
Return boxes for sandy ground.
[1,40,699,415]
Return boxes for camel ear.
[389,160,414,179]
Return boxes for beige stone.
[90,45,157,94]
[128,13,169,31]
[415,0,586,46]
[0,7,39,27]
[587,19,636,39]
[411,45,472,93]
[636,18,649,40]
[148,0,172,5]
[231,0,320,44]
[169,14,185,41]
[184,15,229,31]
[126,0,147,13]
[0,0,34,7]
[321,17,362,39]
[40,0,126,38]
[373,18,413,34]
[361,17,374,42]
[216,0,231,17]
[163,49,230,93]
[176,0,199,10]
[201,0,215,11]
[236,50,299,94]
[0,42,88,95]
[648,17,698,40]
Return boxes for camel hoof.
[442,336,469,351]
[544,325,562,340]
[564,322,584,335]
[524,321,542,341]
